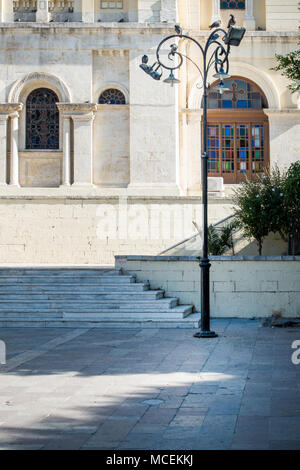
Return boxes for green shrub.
[208,221,237,256]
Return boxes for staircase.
[0,267,198,328]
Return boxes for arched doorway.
[204,77,269,183]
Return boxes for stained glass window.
[99,89,126,105]
[220,0,245,9]
[207,79,267,110]
[205,78,268,183]
[26,88,59,150]
[207,123,267,182]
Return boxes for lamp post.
[140,19,245,338]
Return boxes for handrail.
[158,212,237,255]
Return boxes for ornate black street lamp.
[140,18,245,338]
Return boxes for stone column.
[0,115,8,186]
[244,0,256,30]
[36,0,50,23]
[211,0,221,24]
[62,116,71,186]
[1,0,13,22]
[0,104,23,187]
[10,112,20,187]
[57,104,72,186]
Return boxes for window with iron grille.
[220,0,245,9]
[26,88,59,150]
[99,89,126,104]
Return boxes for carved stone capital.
[0,103,23,117]
[57,103,97,116]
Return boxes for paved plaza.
[0,319,300,450]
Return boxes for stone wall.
[0,195,220,264]
[115,255,300,318]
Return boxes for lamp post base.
[193,330,218,338]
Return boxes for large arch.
[188,61,280,110]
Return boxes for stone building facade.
[0,0,299,264]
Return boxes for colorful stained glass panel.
[220,0,245,9]
[207,78,267,110]
[208,125,220,172]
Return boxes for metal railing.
[158,213,238,256]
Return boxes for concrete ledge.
[116,255,300,262]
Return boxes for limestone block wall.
[115,255,300,317]
[0,195,236,264]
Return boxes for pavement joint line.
[0,328,90,373]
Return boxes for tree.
[283,161,300,254]
[272,4,300,93]
[272,50,300,93]
[232,167,286,255]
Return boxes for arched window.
[204,77,269,183]
[26,88,59,150]
[220,0,245,9]
[99,89,126,105]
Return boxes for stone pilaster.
[128,50,180,195]
[36,0,50,22]
[58,103,97,187]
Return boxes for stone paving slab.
[0,319,300,450]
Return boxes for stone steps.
[0,291,164,300]
[0,283,150,292]
[0,267,195,327]
[0,275,137,284]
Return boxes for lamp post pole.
[140,19,245,338]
